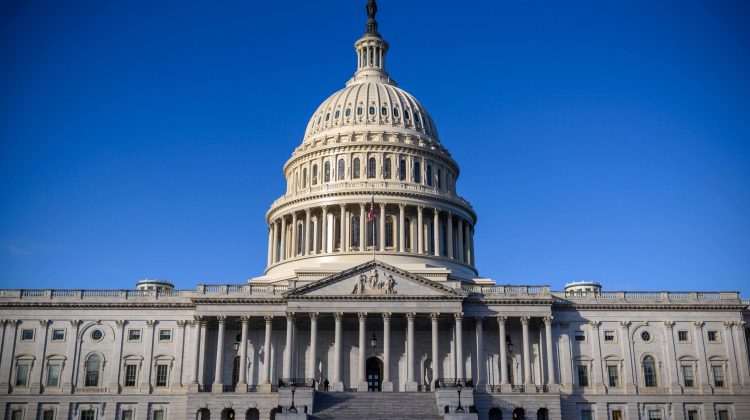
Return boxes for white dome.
[303,81,440,144]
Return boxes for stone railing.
[195,284,289,296]
[461,284,550,296]
[561,291,741,303]
[270,180,473,210]
[742,299,750,307]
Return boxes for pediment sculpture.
[351,269,396,295]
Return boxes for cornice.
[553,302,747,311]
[0,302,195,309]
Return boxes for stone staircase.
[311,391,443,420]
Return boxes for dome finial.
[365,0,380,37]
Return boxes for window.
[686,410,698,420]
[718,410,729,420]
[124,364,138,387]
[47,363,61,387]
[121,410,134,420]
[158,329,172,342]
[81,410,95,420]
[437,168,442,189]
[682,365,694,387]
[577,365,589,387]
[607,365,619,387]
[153,410,165,420]
[345,107,351,117]
[156,364,169,387]
[383,158,392,179]
[21,329,34,341]
[643,356,657,387]
[357,106,363,116]
[641,331,651,342]
[426,164,433,186]
[404,109,411,120]
[302,168,307,187]
[604,331,616,342]
[368,157,376,178]
[580,410,592,420]
[574,330,586,342]
[128,329,141,341]
[611,410,623,420]
[712,365,725,387]
[413,161,421,183]
[52,329,65,341]
[42,410,55,420]
[393,107,400,118]
[84,354,101,387]
[707,330,719,342]
[15,362,30,386]
[352,216,360,248]
[399,158,406,180]
[337,159,345,180]
[369,105,375,115]
[381,106,388,116]
[678,330,689,342]
[648,410,662,420]
[11,410,23,420]
[324,162,331,182]
[90,329,103,341]
[353,158,361,178]
[334,110,340,119]
[385,217,394,248]
[312,164,318,185]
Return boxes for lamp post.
[288,384,298,413]
[370,333,377,348]
[455,382,465,413]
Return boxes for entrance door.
[366,357,382,392]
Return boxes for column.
[174,320,188,387]
[304,209,311,255]
[457,218,464,262]
[0,321,17,392]
[199,319,208,386]
[664,321,680,390]
[467,224,474,265]
[140,320,157,392]
[108,320,126,391]
[398,204,405,252]
[379,203,386,251]
[213,316,226,391]
[321,206,328,254]
[290,212,298,258]
[694,322,711,391]
[279,216,287,261]
[431,313,440,387]
[283,313,294,379]
[406,313,418,390]
[30,320,50,390]
[333,313,343,390]
[382,313,392,391]
[359,203,366,250]
[723,321,740,386]
[190,317,203,387]
[619,321,635,392]
[358,313,367,391]
[544,317,556,386]
[344,206,351,252]
[589,321,605,391]
[267,225,273,266]
[463,223,470,264]
[308,313,318,381]
[262,316,273,386]
[272,221,279,263]
[237,316,249,390]
[339,204,346,252]
[731,322,749,385]
[446,212,454,259]
[433,208,440,256]
[417,206,424,254]
[455,313,464,380]
[521,316,531,386]
[475,317,485,387]
[498,317,509,386]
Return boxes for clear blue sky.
[1,1,748,294]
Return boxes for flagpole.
[372,185,376,262]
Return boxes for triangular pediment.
[283,260,466,299]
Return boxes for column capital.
[664,320,675,329]
[264,315,274,323]
[193,315,203,322]
[382,312,391,321]
[520,316,530,326]
[177,320,188,327]
[339,203,346,210]
[693,320,704,329]
[406,312,416,321]
[39,319,51,327]
[496,316,507,325]
[454,312,463,322]
[417,205,424,211]
[398,203,405,209]
[285,312,295,321]
[309,312,319,320]
[359,202,365,209]
[619,320,630,329]
[321,204,328,211]
[188,320,196,327]
[334,312,344,321]
[358,312,368,321]
[430,312,440,321]
[305,208,311,215]
[378,202,386,209]
[146,319,158,327]
[589,320,600,329]
[240,316,250,323]
[291,211,298,220]
[433,207,440,216]
[722,320,734,329]
[215,315,226,323]
[69,319,80,327]
[475,316,483,325]
[543,316,554,326]
[115,320,127,327]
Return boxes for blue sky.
[1,0,748,294]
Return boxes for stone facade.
[1,1,749,420]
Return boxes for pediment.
[283,260,465,300]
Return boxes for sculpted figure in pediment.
[352,274,367,294]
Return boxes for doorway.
[366,357,382,392]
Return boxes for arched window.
[384,158,392,179]
[643,356,657,387]
[302,168,307,188]
[345,107,351,117]
[84,354,101,387]
[437,169,443,189]
[369,106,375,115]
[368,157,376,178]
[312,164,318,185]
[297,222,304,255]
[381,106,388,116]
[399,158,406,181]
[324,162,331,183]
[352,216,360,248]
[404,109,411,121]
[357,106,363,116]
[426,164,433,186]
[413,161,421,183]
[334,109,340,119]
[353,158,361,179]
[385,217,394,248]
[393,107,400,118]
[334,216,341,250]
[337,159,345,180]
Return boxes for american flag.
[367,196,376,222]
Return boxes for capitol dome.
[259,1,477,283]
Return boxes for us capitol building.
[1,2,748,420]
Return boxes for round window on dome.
[325,113,330,121]
[641,331,651,342]
[345,108,351,117]
[393,107,400,118]
[334,110,340,119]
[357,107,363,116]
[91,329,103,341]
[369,106,375,115]
[381,106,388,116]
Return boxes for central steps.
[311,391,442,420]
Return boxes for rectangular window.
[712,365,725,387]
[124,364,137,387]
[15,363,29,386]
[648,410,662,420]
[80,410,96,420]
[156,364,169,387]
[51,329,66,341]
[21,329,35,341]
[580,410,592,420]
[575,330,586,342]
[611,411,623,420]
[158,329,172,342]
[682,365,694,387]
[153,409,165,420]
[121,410,133,420]
[718,410,729,420]
[577,365,589,387]
[687,410,698,420]
[678,330,689,342]
[128,329,141,341]
[43,410,55,420]
[11,410,23,420]
[47,364,61,387]
[707,330,719,342]
[604,330,616,342]
[607,365,619,387]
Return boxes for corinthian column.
[433,208,440,256]
[308,313,318,381]
[398,204,406,252]
[457,218,464,262]
[282,313,294,379]
[406,313,418,391]
[497,316,508,387]
[291,212,298,258]
[379,203,386,252]
[304,209,311,255]
[213,316,226,392]
[279,216,287,261]
[544,316,556,386]
[417,206,424,254]
[446,211,454,259]
[237,316,249,392]
[431,313,440,387]
[357,313,368,391]
[475,317,485,387]
[359,203,366,250]
[321,206,328,254]
[455,313,464,380]
[521,316,531,387]
[332,313,343,391]
[382,313,393,391]
[339,204,346,252]
[261,316,273,389]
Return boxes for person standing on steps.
[323,378,329,391]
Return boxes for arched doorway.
[536,408,548,420]
[366,357,382,392]
[197,408,210,420]
[512,407,525,420]
[489,407,502,420]
[245,408,260,420]
[221,408,235,420]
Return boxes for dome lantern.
[350,0,394,86]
